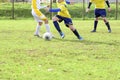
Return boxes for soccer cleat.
[108,29,111,33]
[34,34,41,38]
[60,32,65,39]
[91,30,96,32]
[78,37,83,41]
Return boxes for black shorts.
[94,9,106,18]
[56,15,73,27]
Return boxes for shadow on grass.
[53,37,119,46]
[53,37,82,42]
[82,40,119,46]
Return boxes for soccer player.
[31,0,52,37]
[86,0,112,33]
[45,0,83,40]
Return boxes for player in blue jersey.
[46,0,83,40]
[86,0,112,33]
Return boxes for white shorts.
[31,9,47,22]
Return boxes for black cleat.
[78,37,83,41]
[60,32,65,39]
[91,30,96,32]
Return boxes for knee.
[52,16,58,22]
[102,17,108,23]
[44,19,48,24]
[38,22,43,26]
[95,18,98,21]
[103,19,107,23]
[69,25,75,31]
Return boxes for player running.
[86,0,112,33]
[31,0,53,37]
[46,0,83,40]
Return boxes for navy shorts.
[94,9,106,18]
[56,15,73,27]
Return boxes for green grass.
[0,20,120,80]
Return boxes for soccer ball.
[43,32,52,40]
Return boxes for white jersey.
[31,0,48,22]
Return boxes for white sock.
[35,24,41,35]
[45,24,50,32]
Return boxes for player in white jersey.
[31,0,52,37]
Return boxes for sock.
[72,29,81,39]
[94,21,98,30]
[45,24,50,32]
[35,24,40,35]
[53,21,62,33]
[105,22,111,30]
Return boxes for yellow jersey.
[90,0,106,9]
[57,1,71,18]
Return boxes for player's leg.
[44,19,50,33]
[102,17,111,33]
[91,17,99,32]
[52,15,65,38]
[32,9,43,37]
[91,9,99,32]
[33,16,43,37]
[38,13,54,38]
[69,25,83,40]
[43,19,54,38]
[101,9,111,33]
[64,18,83,40]
[34,21,43,37]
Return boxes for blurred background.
[0,0,120,20]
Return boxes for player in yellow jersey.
[31,0,53,37]
[86,0,112,33]
[46,0,83,40]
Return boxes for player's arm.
[66,0,70,4]
[46,4,66,12]
[45,5,61,12]
[48,5,66,12]
[105,0,111,12]
[106,0,110,8]
[87,2,92,9]
[49,8,61,12]
[86,2,92,12]
[66,0,75,5]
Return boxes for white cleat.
[34,34,42,38]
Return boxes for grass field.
[0,20,120,80]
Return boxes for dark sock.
[94,21,98,30]
[105,22,111,30]
[53,21,62,33]
[73,29,81,39]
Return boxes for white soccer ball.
[43,32,52,40]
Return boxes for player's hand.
[108,7,111,12]
[45,7,50,12]
[86,8,90,13]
